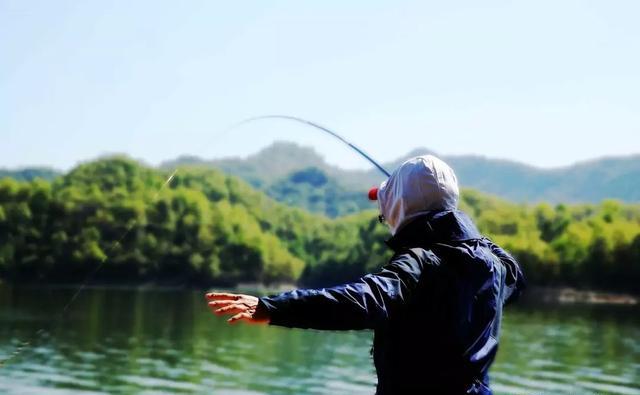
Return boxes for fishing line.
[1,115,388,367]
[0,170,178,367]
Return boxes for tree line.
[0,157,638,293]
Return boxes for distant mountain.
[162,142,640,216]
[0,167,60,182]
[402,152,640,204]
[163,143,333,189]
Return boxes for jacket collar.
[385,210,482,252]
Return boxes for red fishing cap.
[368,187,379,201]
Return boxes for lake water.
[1,285,639,395]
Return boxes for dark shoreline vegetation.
[1,157,639,294]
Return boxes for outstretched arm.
[206,250,433,330]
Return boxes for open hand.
[205,292,270,325]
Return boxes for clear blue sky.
[2,0,639,171]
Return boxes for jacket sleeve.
[256,250,433,330]
[486,240,526,305]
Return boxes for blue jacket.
[258,210,525,394]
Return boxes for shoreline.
[2,282,637,305]
[521,286,638,306]
[0,281,298,295]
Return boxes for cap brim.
[368,187,379,201]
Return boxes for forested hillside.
[1,157,639,293]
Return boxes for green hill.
[1,156,639,293]
[0,157,388,286]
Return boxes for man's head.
[369,155,459,235]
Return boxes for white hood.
[377,155,459,235]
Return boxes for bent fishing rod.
[0,115,390,367]
[233,115,391,177]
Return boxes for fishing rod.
[232,115,391,178]
[0,115,389,367]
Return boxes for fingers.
[207,300,235,308]
[205,292,265,325]
[206,294,252,312]
[205,292,244,301]
[209,302,250,316]
[228,312,252,324]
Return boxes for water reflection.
[1,285,639,394]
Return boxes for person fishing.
[206,154,525,395]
